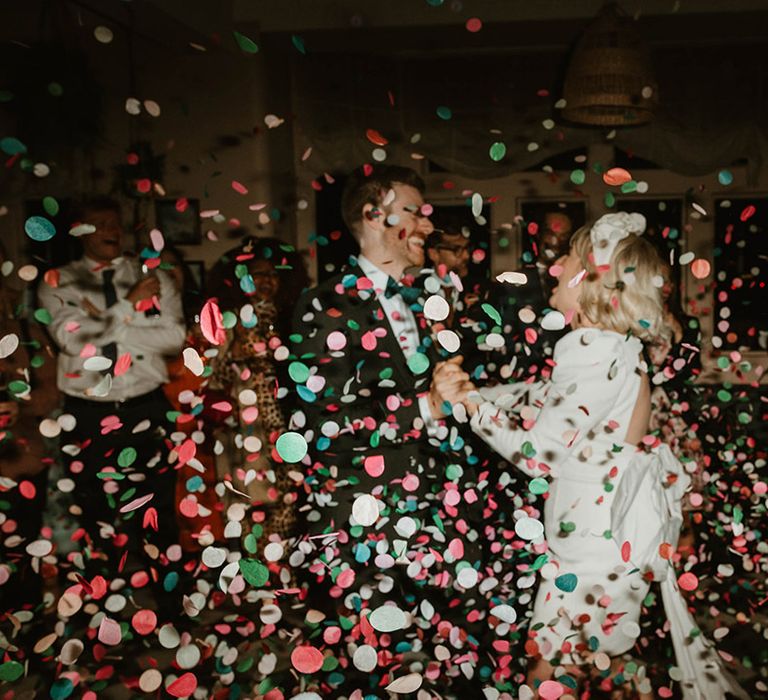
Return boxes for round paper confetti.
[351,494,379,526]
[25,216,56,242]
[291,645,324,674]
[275,432,308,462]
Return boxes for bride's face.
[549,248,584,317]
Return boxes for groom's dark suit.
[287,260,487,696]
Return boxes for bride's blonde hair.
[569,224,669,342]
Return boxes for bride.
[429,213,748,699]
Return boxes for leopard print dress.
[209,300,296,542]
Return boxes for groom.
[287,165,491,696]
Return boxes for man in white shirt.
[38,197,185,588]
[287,166,488,696]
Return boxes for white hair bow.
[590,212,647,267]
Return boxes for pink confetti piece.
[119,493,154,513]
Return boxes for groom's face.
[380,183,434,270]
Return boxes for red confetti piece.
[364,455,385,477]
[19,480,36,499]
[365,129,388,146]
[113,352,132,376]
[200,298,227,346]
[131,609,157,635]
[290,645,324,673]
[603,167,632,186]
[739,204,755,222]
[43,268,60,288]
[621,541,631,562]
[175,197,189,213]
[232,180,248,195]
[466,17,482,32]
[136,178,151,194]
[177,438,196,465]
[690,259,711,279]
[167,672,198,697]
[678,572,699,591]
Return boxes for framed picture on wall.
[713,196,768,352]
[155,198,201,245]
[518,199,588,262]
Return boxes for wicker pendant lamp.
[561,3,658,126]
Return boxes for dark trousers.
[62,389,180,585]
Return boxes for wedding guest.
[37,197,185,591]
[206,237,308,553]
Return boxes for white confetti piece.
[423,294,450,321]
[496,271,528,285]
[353,644,378,672]
[385,672,423,694]
[541,310,566,331]
[351,494,379,527]
[0,333,19,359]
[369,604,407,632]
[515,517,544,540]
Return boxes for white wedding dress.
[470,328,748,699]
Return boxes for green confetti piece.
[117,447,137,467]
[239,558,269,587]
[7,380,29,395]
[559,521,576,533]
[521,441,536,458]
[0,660,24,682]
[604,191,616,207]
[620,180,638,194]
[25,215,56,242]
[436,105,452,120]
[276,431,308,463]
[489,142,506,161]
[233,31,259,53]
[1,136,27,156]
[48,82,63,97]
[291,35,306,54]
[407,352,430,375]
[555,572,578,592]
[718,169,733,186]
[221,310,237,329]
[570,169,585,185]
[288,361,310,384]
[33,308,52,325]
[717,389,732,402]
[529,477,549,495]
[481,302,501,325]
[43,196,59,216]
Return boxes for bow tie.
[384,276,422,304]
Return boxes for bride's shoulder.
[553,328,638,371]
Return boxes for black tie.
[384,276,422,305]
[101,269,118,366]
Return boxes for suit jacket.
[288,264,454,533]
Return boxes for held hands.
[428,355,479,419]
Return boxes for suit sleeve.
[288,287,424,458]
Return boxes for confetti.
[291,646,324,674]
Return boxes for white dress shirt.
[357,255,437,431]
[38,255,185,401]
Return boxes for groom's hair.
[341,165,425,240]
